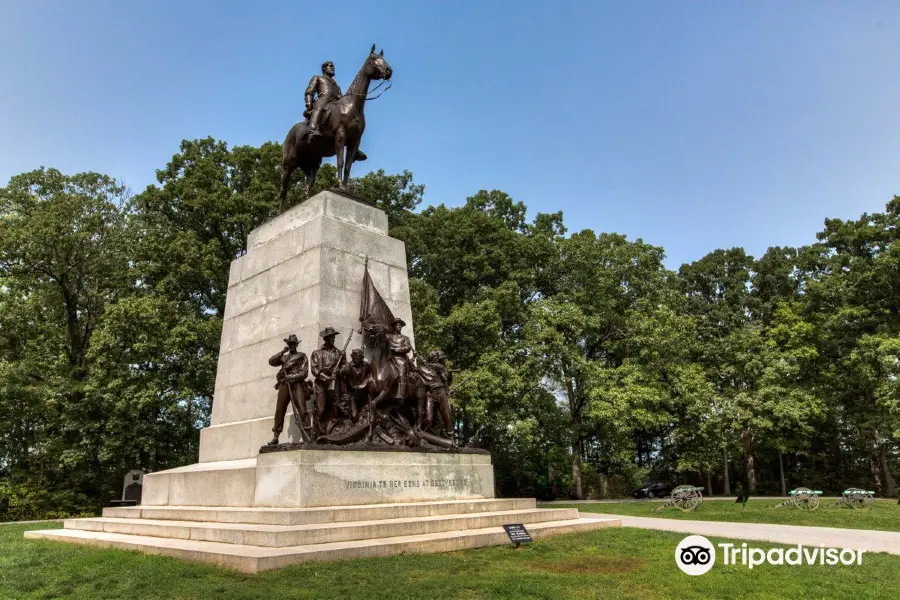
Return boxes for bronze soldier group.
[268,325,457,449]
[267,256,460,449]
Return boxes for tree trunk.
[599,473,609,498]
[778,450,787,496]
[746,453,757,494]
[705,468,713,496]
[878,444,895,498]
[740,429,757,494]
[870,456,883,495]
[571,439,583,499]
[723,448,731,496]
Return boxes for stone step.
[67,507,578,547]
[102,497,536,525]
[28,517,620,573]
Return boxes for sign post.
[502,523,533,547]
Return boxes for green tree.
[523,231,684,498]
[805,199,900,497]
[678,249,756,490]
[0,169,134,512]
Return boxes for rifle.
[328,330,354,391]
[449,372,476,395]
[286,378,311,443]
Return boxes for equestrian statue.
[279,44,393,211]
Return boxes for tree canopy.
[1,139,898,517]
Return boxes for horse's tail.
[283,123,305,165]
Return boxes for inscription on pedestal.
[345,478,468,490]
[251,448,495,507]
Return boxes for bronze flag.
[359,258,395,384]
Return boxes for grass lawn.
[3,522,899,599]
[550,499,900,532]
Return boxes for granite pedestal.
[201,190,415,463]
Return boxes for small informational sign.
[502,523,533,545]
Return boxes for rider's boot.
[267,435,280,446]
[308,109,322,137]
[395,379,407,400]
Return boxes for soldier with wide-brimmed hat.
[382,317,413,399]
[311,326,346,434]
[267,333,309,445]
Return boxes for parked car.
[632,482,671,499]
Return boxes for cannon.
[772,487,821,510]
[837,488,875,509]
[655,485,704,512]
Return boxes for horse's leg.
[304,163,319,198]
[365,387,389,442]
[343,137,360,186]
[334,128,346,189]
[280,158,295,212]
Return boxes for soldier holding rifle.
[311,327,350,435]
[267,334,309,446]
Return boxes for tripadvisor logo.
[675,535,866,575]
[675,535,716,575]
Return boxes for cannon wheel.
[792,487,819,511]
[853,488,875,508]
[671,485,703,512]
[843,488,873,509]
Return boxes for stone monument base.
[140,448,496,508]
[26,498,620,572]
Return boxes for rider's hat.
[391,317,406,328]
[319,326,339,339]
[284,334,300,346]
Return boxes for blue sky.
[2,1,899,268]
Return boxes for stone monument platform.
[25,191,621,568]
[26,499,620,573]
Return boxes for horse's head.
[367,43,392,81]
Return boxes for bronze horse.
[279,45,393,210]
